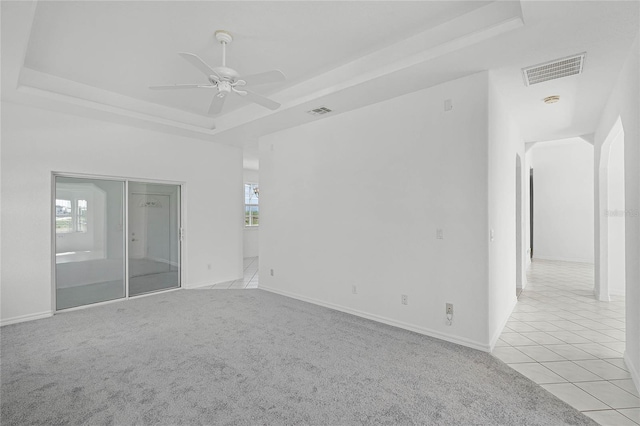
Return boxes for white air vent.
[522,53,585,86]
[306,107,333,116]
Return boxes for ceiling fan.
[150,30,285,115]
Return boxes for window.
[76,199,88,232]
[244,183,259,226]
[56,198,88,233]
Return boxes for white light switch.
[490,229,495,242]
[436,228,443,239]
[444,99,453,112]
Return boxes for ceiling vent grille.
[522,53,585,86]
[306,106,333,116]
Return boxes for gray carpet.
[1,289,597,425]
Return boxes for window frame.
[244,183,259,227]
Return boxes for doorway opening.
[529,167,534,259]
[53,175,182,311]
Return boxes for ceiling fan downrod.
[215,30,233,67]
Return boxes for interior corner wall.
[531,139,595,263]
[0,102,244,324]
[594,32,640,390]
[487,74,525,348]
[243,169,259,258]
[259,72,491,351]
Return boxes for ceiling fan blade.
[178,52,219,78]
[241,89,281,110]
[242,70,285,86]
[208,94,227,115]
[149,84,211,90]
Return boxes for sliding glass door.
[55,177,125,309]
[54,176,181,310]
[128,182,181,296]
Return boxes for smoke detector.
[543,95,560,104]
[522,53,586,86]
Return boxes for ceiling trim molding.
[7,1,524,147]
[18,67,217,131]
[213,1,524,136]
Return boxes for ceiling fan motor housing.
[213,66,240,82]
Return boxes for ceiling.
[2,1,639,170]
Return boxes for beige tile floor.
[495,259,639,425]
[208,257,259,289]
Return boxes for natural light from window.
[56,198,88,233]
[244,183,259,226]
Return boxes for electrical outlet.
[446,303,453,315]
[207,263,212,270]
[436,228,443,239]
[352,285,357,294]
[401,294,408,305]
[270,269,274,276]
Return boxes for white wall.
[608,133,626,296]
[594,33,639,390]
[243,169,259,184]
[243,227,259,258]
[0,102,244,325]
[531,139,594,263]
[243,169,259,258]
[487,74,526,347]
[259,72,492,350]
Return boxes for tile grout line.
[495,259,639,423]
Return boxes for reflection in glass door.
[128,182,181,296]
[55,177,125,309]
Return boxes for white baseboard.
[489,296,518,352]
[183,280,215,289]
[624,351,640,395]
[533,255,594,264]
[183,277,242,289]
[1,311,53,327]
[259,285,491,353]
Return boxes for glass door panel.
[128,182,180,296]
[55,177,125,309]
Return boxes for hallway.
[495,259,638,425]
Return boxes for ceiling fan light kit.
[150,30,285,115]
